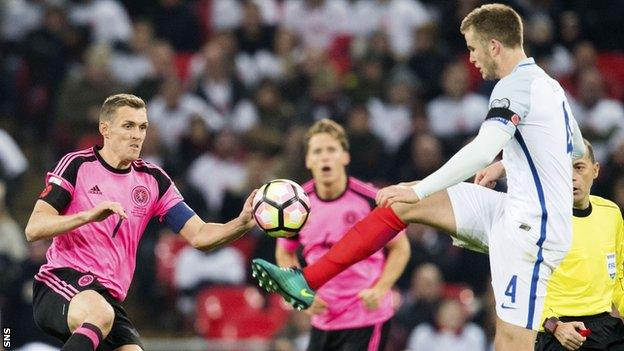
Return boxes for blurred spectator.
[210,0,243,31]
[345,56,386,105]
[557,11,583,52]
[187,130,248,215]
[147,76,218,152]
[55,43,123,150]
[367,66,416,153]
[273,310,311,351]
[274,126,309,184]
[133,40,177,101]
[1,0,44,46]
[20,5,77,140]
[427,60,488,152]
[282,0,348,51]
[109,18,155,87]
[174,247,245,292]
[191,41,258,132]
[271,28,305,82]
[0,181,26,268]
[560,41,597,96]
[351,0,431,58]
[364,31,397,74]
[246,79,296,153]
[525,14,573,79]
[208,0,279,32]
[68,0,133,44]
[390,263,444,350]
[286,48,341,124]
[150,0,201,52]
[176,116,212,173]
[569,67,624,163]
[1,240,61,350]
[395,133,444,182]
[408,21,450,100]
[345,105,385,182]
[0,127,27,182]
[611,176,624,211]
[234,2,280,87]
[235,1,276,55]
[406,299,486,351]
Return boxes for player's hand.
[84,201,127,223]
[237,189,258,229]
[376,185,420,208]
[474,161,505,189]
[553,321,587,350]
[305,295,327,316]
[358,287,386,310]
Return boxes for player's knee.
[68,290,115,337]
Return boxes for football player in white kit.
[375,4,585,351]
[250,3,585,351]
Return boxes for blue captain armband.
[164,201,196,233]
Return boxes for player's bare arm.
[358,233,410,310]
[25,200,127,242]
[178,190,257,251]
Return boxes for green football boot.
[251,258,315,310]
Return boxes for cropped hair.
[99,94,146,122]
[304,118,349,152]
[460,4,524,48]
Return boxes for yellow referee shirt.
[540,195,624,328]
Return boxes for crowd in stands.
[1,0,624,350]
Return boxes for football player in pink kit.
[275,119,410,351]
[26,94,257,351]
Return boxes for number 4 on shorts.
[505,275,517,303]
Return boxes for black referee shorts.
[32,267,143,351]
[535,312,624,351]
[307,319,391,351]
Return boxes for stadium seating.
[195,285,290,340]
[155,233,191,291]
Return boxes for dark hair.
[583,139,596,163]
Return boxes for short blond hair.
[99,94,146,122]
[304,118,349,153]
[460,4,523,48]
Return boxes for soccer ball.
[252,179,311,238]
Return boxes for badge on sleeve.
[607,253,616,279]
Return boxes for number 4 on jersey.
[505,275,518,303]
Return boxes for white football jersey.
[484,58,576,251]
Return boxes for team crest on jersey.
[343,211,358,225]
[131,186,150,207]
[78,274,94,287]
[490,98,510,109]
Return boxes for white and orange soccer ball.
[252,179,311,238]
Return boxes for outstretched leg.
[252,188,456,308]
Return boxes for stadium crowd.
[1,0,624,350]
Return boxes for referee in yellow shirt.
[536,140,624,351]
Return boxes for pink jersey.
[38,146,183,301]
[278,177,398,330]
